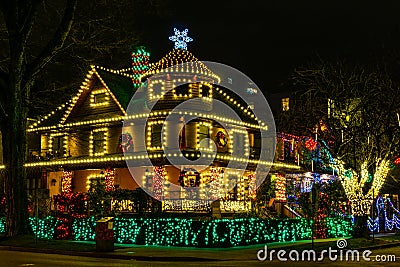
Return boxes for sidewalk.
[1,235,400,262]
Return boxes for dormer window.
[90,89,109,107]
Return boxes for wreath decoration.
[118,133,134,153]
[216,131,228,148]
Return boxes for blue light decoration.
[368,196,400,233]
[169,28,193,50]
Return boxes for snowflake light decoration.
[169,28,193,50]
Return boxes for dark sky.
[135,0,400,93]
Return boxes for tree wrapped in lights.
[278,61,400,222]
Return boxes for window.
[151,124,163,148]
[52,136,63,156]
[94,93,107,103]
[90,129,108,156]
[87,174,105,191]
[49,133,67,157]
[200,85,210,97]
[152,83,162,96]
[281,98,289,111]
[232,132,246,155]
[90,89,109,107]
[198,124,210,150]
[174,84,189,97]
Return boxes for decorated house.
[25,29,301,214]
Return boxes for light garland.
[28,109,268,133]
[0,216,352,245]
[61,171,73,194]
[104,168,115,192]
[220,200,251,212]
[140,49,221,83]
[153,166,166,200]
[368,196,400,232]
[131,47,150,89]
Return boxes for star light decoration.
[169,28,193,50]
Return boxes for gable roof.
[96,68,134,110]
[29,66,143,131]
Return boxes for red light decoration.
[104,168,115,192]
[62,171,73,194]
[305,138,318,151]
[153,166,165,200]
[394,157,400,165]
[53,192,87,239]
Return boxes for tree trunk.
[2,59,30,237]
[2,108,30,236]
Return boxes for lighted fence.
[0,217,352,247]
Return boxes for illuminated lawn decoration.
[368,196,400,233]
[335,158,391,216]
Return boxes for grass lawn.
[0,233,399,253]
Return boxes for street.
[0,246,399,267]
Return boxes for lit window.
[94,93,107,103]
[49,133,67,157]
[198,124,210,149]
[90,128,108,156]
[151,124,163,148]
[90,89,109,107]
[281,98,289,111]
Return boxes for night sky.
[135,0,400,93]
